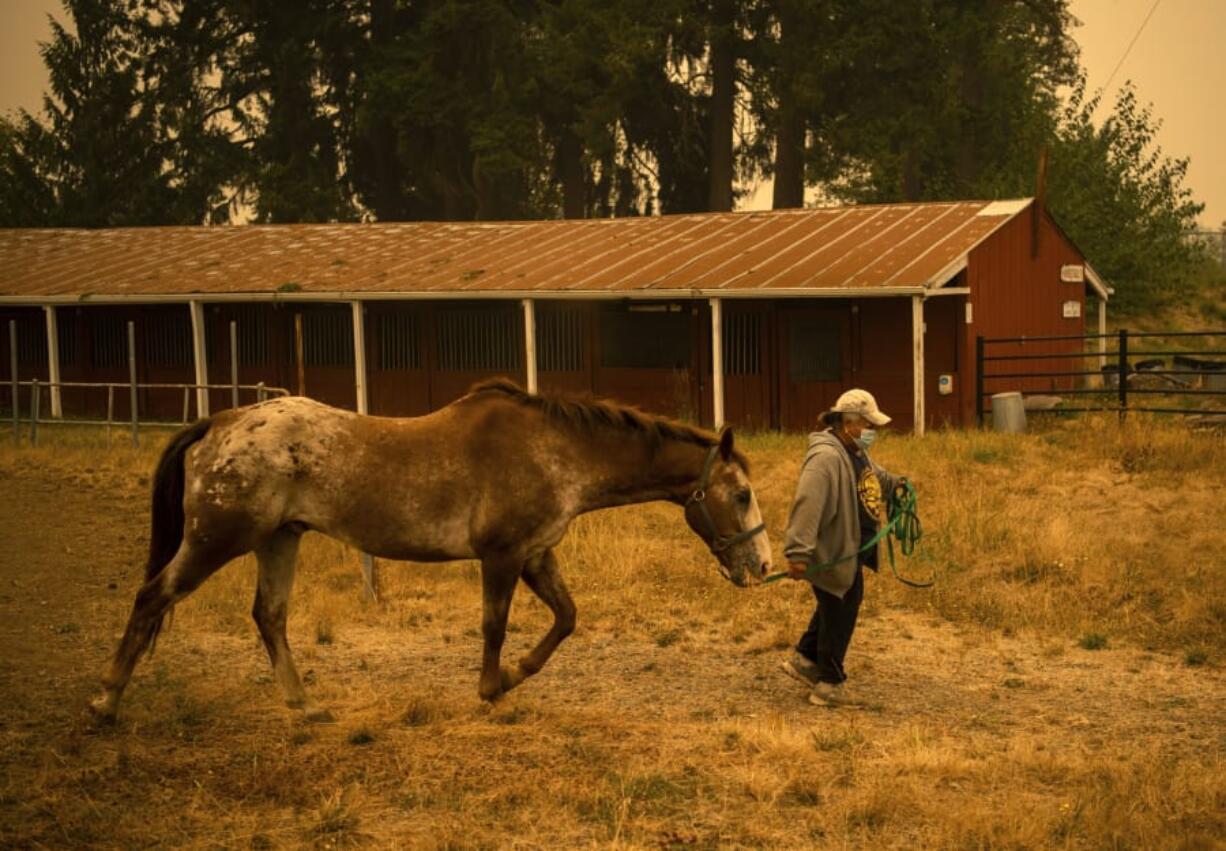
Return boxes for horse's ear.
[719,427,735,462]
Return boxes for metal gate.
[976,329,1226,423]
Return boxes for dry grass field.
[0,416,1223,849]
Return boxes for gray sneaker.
[808,681,861,707]
[781,652,821,687]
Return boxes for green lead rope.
[762,480,932,588]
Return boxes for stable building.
[0,198,1110,433]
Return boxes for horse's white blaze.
[744,490,771,570]
[728,465,771,574]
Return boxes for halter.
[686,445,767,564]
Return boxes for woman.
[780,388,905,707]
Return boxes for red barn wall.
[856,299,915,431]
[923,294,965,429]
[961,207,1089,425]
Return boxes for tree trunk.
[367,0,403,220]
[557,126,586,219]
[772,0,804,209]
[707,0,736,212]
[901,150,924,201]
[772,107,804,208]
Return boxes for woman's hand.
[787,562,809,580]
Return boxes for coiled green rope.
[762,480,931,588]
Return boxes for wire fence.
[5,316,292,447]
[4,378,290,447]
[976,329,1226,425]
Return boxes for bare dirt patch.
[0,443,1222,849]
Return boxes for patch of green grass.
[347,728,375,746]
[1184,649,1208,667]
[654,628,684,648]
[1079,632,1108,651]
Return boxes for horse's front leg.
[477,554,522,702]
[501,549,576,692]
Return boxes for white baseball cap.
[832,388,891,426]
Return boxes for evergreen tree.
[825,0,1078,203]
[0,0,218,227]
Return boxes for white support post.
[912,295,925,436]
[351,301,368,414]
[709,297,725,430]
[522,298,538,394]
[43,306,62,418]
[188,301,209,416]
[352,301,375,600]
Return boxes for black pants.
[796,566,864,684]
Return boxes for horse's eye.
[735,490,751,506]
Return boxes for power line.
[1099,0,1162,98]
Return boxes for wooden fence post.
[128,321,139,448]
[10,319,18,442]
[230,320,239,409]
[360,553,379,603]
[30,379,39,445]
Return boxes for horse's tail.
[144,417,212,651]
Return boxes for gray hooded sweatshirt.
[783,430,900,598]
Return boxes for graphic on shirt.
[857,466,882,517]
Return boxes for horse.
[90,378,772,723]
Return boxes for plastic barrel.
[991,391,1027,433]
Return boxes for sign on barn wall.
[1062,300,1082,318]
[1060,264,1085,283]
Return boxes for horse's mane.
[468,378,749,469]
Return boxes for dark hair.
[820,410,865,430]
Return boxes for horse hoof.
[478,684,504,703]
[304,707,336,723]
[87,695,117,723]
[499,665,526,693]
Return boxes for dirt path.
[0,458,1222,848]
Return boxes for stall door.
[536,302,592,397]
[368,305,430,416]
[593,302,699,420]
[777,305,852,431]
[721,303,771,429]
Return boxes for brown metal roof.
[0,199,1033,301]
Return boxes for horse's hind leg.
[252,528,331,722]
[500,549,576,692]
[91,542,229,721]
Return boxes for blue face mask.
[854,428,877,451]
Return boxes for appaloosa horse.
[92,379,771,722]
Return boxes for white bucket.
[991,391,1027,433]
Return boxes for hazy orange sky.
[1,0,1222,227]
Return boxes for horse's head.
[683,429,772,587]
